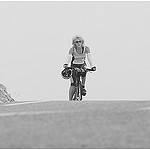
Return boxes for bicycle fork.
[72,78,83,101]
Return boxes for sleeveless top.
[69,46,90,64]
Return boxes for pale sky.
[0,1,150,101]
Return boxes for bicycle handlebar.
[66,66,96,72]
[86,67,96,72]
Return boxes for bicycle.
[66,67,96,101]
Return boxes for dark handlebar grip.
[65,66,96,71]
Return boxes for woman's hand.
[91,66,96,71]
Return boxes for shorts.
[71,63,86,69]
[71,63,87,86]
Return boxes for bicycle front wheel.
[78,82,83,101]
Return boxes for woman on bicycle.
[63,35,96,100]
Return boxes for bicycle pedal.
[82,88,87,96]
[82,91,87,96]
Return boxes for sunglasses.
[75,41,82,43]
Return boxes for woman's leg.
[81,76,87,96]
[69,77,75,100]
[81,76,86,87]
[81,64,87,87]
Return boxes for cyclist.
[63,35,96,100]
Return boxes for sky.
[0,1,150,101]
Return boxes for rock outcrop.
[0,84,14,103]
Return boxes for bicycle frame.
[72,69,83,101]
[64,66,96,101]
[71,67,94,101]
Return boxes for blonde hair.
[72,35,85,45]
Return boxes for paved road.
[0,100,150,148]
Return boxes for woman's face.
[74,40,82,48]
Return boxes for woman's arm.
[87,53,94,68]
[63,48,73,68]
[65,54,72,65]
[85,46,94,68]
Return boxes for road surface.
[0,100,150,148]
